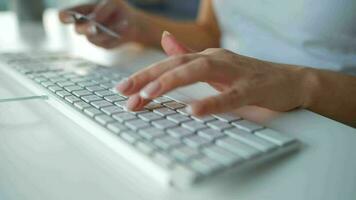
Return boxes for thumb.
[161,31,193,56]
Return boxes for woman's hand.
[116,32,309,116]
[59,0,148,49]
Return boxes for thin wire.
[0,95,49,103]
[67,10,121,39]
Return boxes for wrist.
[132,10,163,47]
[298,67,322,109]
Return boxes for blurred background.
[0,0,201,66]
[0,0,200,19]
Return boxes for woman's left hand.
[116,32,309,116]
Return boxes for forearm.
[133,10,220,51]
[300,67,356,126]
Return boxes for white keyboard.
[0,52,301,188]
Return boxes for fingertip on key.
[116,78,133,94]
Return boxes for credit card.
[67,10,121,39]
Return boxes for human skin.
[59,0,356,127]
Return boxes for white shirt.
[212,0,356,70]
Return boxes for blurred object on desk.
[130,0,165,6]
[10,0,45,23]
[130,0,199,20]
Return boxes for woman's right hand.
[59,0,148,49]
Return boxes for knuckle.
[227,88,244,106]
[171,55,189,65]
[202,48,219,54]
[197,57,213,70]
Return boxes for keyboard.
[0,52,301,188]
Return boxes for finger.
[75,22,96,35]
[139,57,223,100]
[87,34,116,47]
[115,32,195,95]
[125,94,151,111]
[102,39,126,49]
[161,31,193,56]
[116,53,199,95]
[188,87,249,116]
[59,4,95,23]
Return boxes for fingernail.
[116,78,133,93]
[88,25,98,35]
[126,96,140,111]
[186,105,193,115]
[162,30,171,38]
[140,81,161,99]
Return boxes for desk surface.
[0,11,356,200]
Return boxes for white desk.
[0,10,356,200]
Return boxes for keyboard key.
[177,108,190,116]
[152,119,178,129]
[77,81,97,87]
[152,152,174,168]
[72,90,92,97]
[138,112,163,122]
[144,102,163,110]
[86,85,105,92]
[48,85,62,92]
[163,102,185,110]
[191,115,215,123]
[167,114,191,124]
[114,100,128,108]
[183,135,210,148]
[56,90,71,97]
[57,81,75,87]
[128,109,150,115]
[107,122,128,134]
[190,156,221,175]
[64,85,83,92]
[216,137,261,159]
[182,121,208,132]
[64,95,81,103]
[207,120,233,130]
[125,119,150,131]
[100,82,115,89]
[171,146,200,162]
[154,136,182,150]
[84,107,103,117]
[95,115,115,125]
[153,96,173,104]
[255,129,297,146]
[136,141,157,155]
[121,131,141,144]
[153,107,176,116]
[202,145,243,166]
[232,120,264,132]
[34,77,48,83]
[74,101,91,110]
[113,112,137,122]
[81,95,102,103]
[167,127,194,138]
[198,128,225,140]
[104,95,126,103]
[139,127,165,140]
[101,106,124,115]
[50,77,67,83]
[90,100,112,109]
[213,113,241,122]
[41,81,55,87]
[94,90,115,97]
[225,128,277,152]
